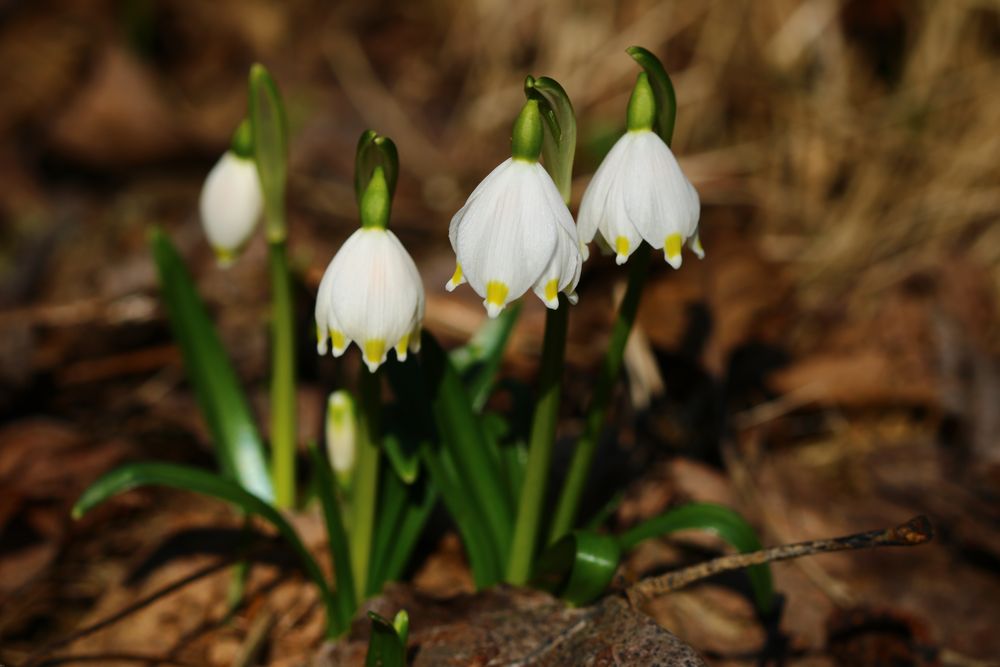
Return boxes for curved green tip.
[625,45,677,145]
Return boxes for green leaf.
[385,356,504,587]
[149,229,273,502]
[419,333,514,558]
[532,530,621,606]
[248,63,288,241]
[308,443,356,626]
[381,416,421,485]
[448,303,521,412]
[525,76,577,204]
[72,462,343,636]
[368,470,437,593]
[617,502,775,613]
[355,131,399,205]
[365,611,407,667]
[625,46,677,147]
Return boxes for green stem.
[549,248,651,542]
[351,368,381,604]
[268,241,296,508]
[507,297,569,583]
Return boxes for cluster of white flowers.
[201,61,701,373]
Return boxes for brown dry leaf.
[318,584,707,667]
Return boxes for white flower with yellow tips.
[446,99,581,318]
[199,122,263,265]
[314,168,424,372]
[577,72,701,268]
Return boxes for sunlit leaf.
[149,229,273,502]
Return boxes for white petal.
[453,160,559,315]
[199,152,262,262]
[577,134,632,255]
[317,228,422,371]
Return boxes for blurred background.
[1,0,998,665]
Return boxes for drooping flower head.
[447,99,582,317]
[315,134,424,372]
[199,120,263,265]
[577,53,702,268]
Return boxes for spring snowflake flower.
[199,122,263,265]
[446,99,582,318]
[314,225,424,372]
[577,73,701,268]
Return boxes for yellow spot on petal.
[486,281,509,307]
[364,339,386,364]
[664,233,683,260]
[544,279,559,303]
[395,333,410,359]
[450,264,463,283]
[330,330,347,350]
[214,246,236,266]
[615,236,630,257]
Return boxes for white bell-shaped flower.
[200,123,263,266]
[446,100,582,317]
[577,73,702,268]
[315,226,424,372]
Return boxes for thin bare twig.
[627,515,933,604]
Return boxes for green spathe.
[511,99,544,162]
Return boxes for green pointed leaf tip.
[625,46,677,146]
[365,611,407,667]
[148,229,273,502]
[393,610,410,646]
[524,75,577,204]
[511,98,543,162]
[248,63,288,241]
[354,131,399,205]
[360,166,391,229]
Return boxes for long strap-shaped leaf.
[308,444,356,626]
[150,229,273,502]
[72,462,343,636]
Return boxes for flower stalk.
[550,47,685,541]
[506,78,577,583]
[249,63,296,508]
[350,367,381,603]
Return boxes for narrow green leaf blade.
[617,502,775,612]
[365,611,406,667]
[72,462,343,635]
[381,418,420,485]
[419,332,513,553]
[452,303,521,412]
[308,443,356,625]
[150,229,273,502]
[369,471,437,592]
